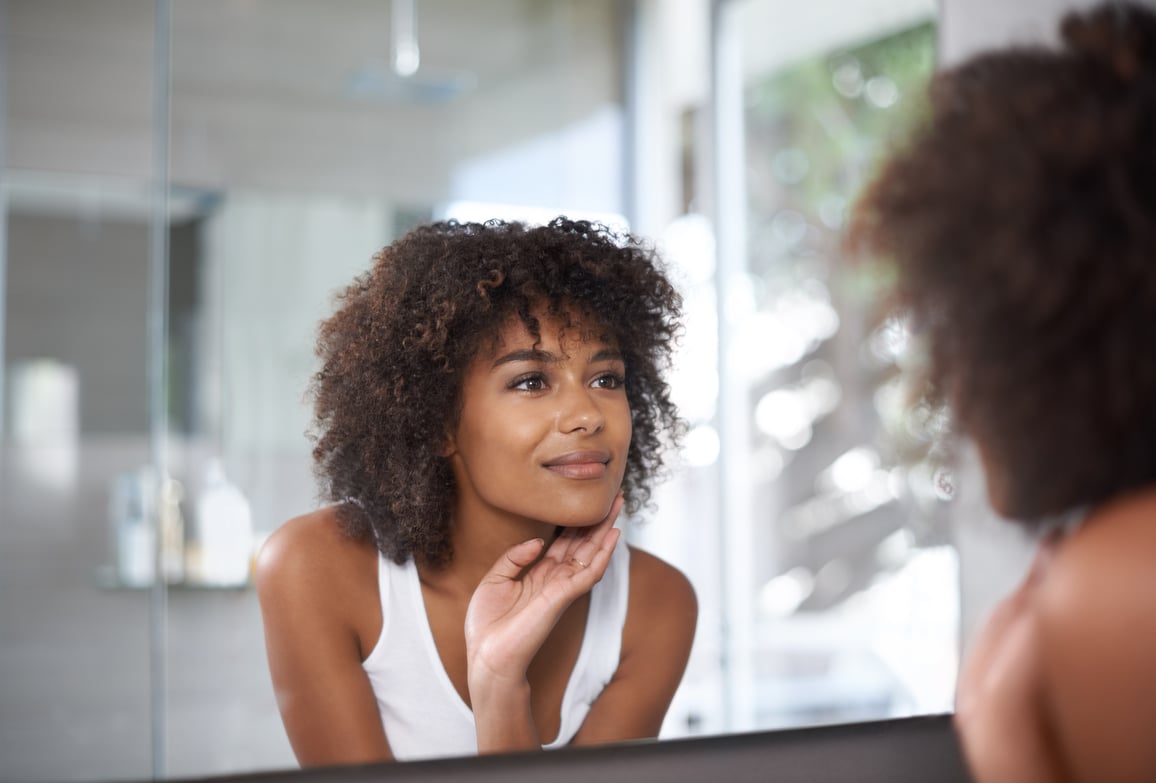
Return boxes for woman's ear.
[439,430,457,458]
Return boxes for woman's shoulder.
[623,545,697,633]
[1040,485,1156,611]
[258,506,377,574]
[1030,485,1156,781]
[1034,485,1156,650]
[255,506,382,622]
[625,545,695,603]
[610,544,696,690]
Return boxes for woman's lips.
[543,451,610,479]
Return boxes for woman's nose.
[557,385,605,433]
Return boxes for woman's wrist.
[469,675,539,753]
[467,666,530,703]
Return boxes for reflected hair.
[310,217,683,566]
[851,1,1156,522]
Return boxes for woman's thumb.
[489,537,545,580]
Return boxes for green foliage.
[744,22,935,293]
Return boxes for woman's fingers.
[465,502,624,681]
[554,524,621,593]
[487,537,546,582]
[579,525,620,575]
[549,492,625,559]
[478,492,625,610]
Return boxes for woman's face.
[446,312,632,530]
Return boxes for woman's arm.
[571,546,697,744]
[254,510,393,765]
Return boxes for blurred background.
[0,0,1107,779]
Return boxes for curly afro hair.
[852,1,1156,524]
[310,217,683,566]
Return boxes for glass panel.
[163,0,628,776]
[1,2,159,778]
[720,0,955,732]
[1,179,160,783]
[0,1,162,777]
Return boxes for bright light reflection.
[759,566,815,617]
[802,375,841,416]
[867,315,910,364]
[755,389,809,444]
[9,359,79,491]
[827,447,880,493]
[741,312,808,375]
[818,193,848,229]
[733,282,841,380]
[781,468,900,540]
[755,373,843,449]
[831,58,865,97]
[873,377,905,423]
[875,528,915,569]
[669,283,719,423]
[662,213,716,285]
[863,546,960,715]
[752,445,786,482]
[682,424,721,468]
[865,75,900,108]
[724,274,759,322]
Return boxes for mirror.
[0,0,966,780]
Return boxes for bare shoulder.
[1038,486,1156,626]
[255,506,381,634]
[1032,487,1156,783]
[623,545,698,650]
[258,506,375,581]
[255,506,392,763]
[625,545,697,614]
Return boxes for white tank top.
[360,537,631,761]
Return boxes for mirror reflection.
[254,218,696,764]
[0,0,966,780]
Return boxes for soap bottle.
[194,459,254,587]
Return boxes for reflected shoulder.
[625,545,698,627]
[255,506,378,603]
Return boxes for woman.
[853,3,1156,781]
[256,217,697,765]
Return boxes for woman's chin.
[546,499,616,528]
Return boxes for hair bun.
[1061,2,1156,82]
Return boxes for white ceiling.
[3,0,624,203]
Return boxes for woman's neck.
[418,504,557,599]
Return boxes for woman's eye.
[511,374,546,392]
[593,373,625,390]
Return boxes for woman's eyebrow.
[490,347,622,369]
[490,348,553,368]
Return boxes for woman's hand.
[464,494,623,693]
